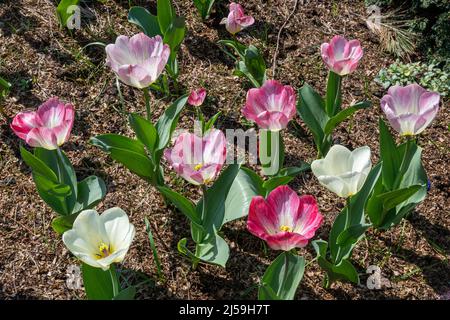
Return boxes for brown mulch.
[0,0,448,300]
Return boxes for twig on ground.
[272,0,300,78]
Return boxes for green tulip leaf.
[157,186,203,228]
[324,100,371,135]
[81,263,116,300]
[72,176,107,214]
[258,252,305,300]
[157,0,175,34]
[128,113,158,153]
[154,94,188,162]
[128,6,161,37]
[113,286,136,300]
[56,0,80,28]
[51,213,79,235]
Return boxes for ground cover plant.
[0,0,448,300]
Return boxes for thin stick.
[272,0,299,78]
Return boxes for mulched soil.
[0,0,448,300]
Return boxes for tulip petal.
[351,146,371,174]
[321,35,363,75]
[317,175,349,198]
[323,144,353,174]
[242,80,296,130]
[106,34,169,89]
[101,207,135,254]
[117,64,153,89]
[203,129,227,164]
[165,130,226,185]
[26,127,59,150]
[266,185,300,229]
[105,35,134,71]
[10,111,42,140]
[247,195,279,237]
[264,232,309,251]
[294,195,323,239]
[223,2,254,34]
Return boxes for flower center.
[96,242,111,259]
[279,225,292,232]
[194,164,203,171]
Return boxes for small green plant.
[0,76,11,119]
[193,0,216,20]
[375,60,449,96]
[218,40,267,88]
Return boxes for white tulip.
[62,208,135,271]
[311,145,372,198]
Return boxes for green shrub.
[375,60,449,96]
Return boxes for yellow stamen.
[96,242,111,259]
[194,164,203,171]
[279,225,292,232]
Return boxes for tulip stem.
[393,138,412,189]
[193,184,208,269]
[201,184,207,222]
[143,87,151,121]
[109,265,120,297]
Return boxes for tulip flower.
[247,185,323,251]
[10,97,74,150]
[242,80,296,131]
[188,88,207,107]
[62,208,135,271]
[380,83,440,136]
[220,2,255,35]
[320,35,363,76]
[105,33,170,89]
[311,145,372,198]
[164,129,227,185]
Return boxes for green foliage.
[160,165,264,267]
[81,263,116,300]
[297,83,371,157]
[0,76,11,99]
[218,40,267,88]
[56,0,80,28]
[161,163,308,267]
[91,94,188,187]
[313,163,382,287]
[193,0,216,20]
[375,60,449,96]
[258,252,305,300]
[366,120,428,229]
[20,147,106,233]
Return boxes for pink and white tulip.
[247,185,323,251]
[220,2,255,35]
[188,88,207,107]
[381,84,440,136]
[321,35,363,76]
[11,97,75,150]
[242,80,296,131]
[164,129,227,185]
[105,33,170,89]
